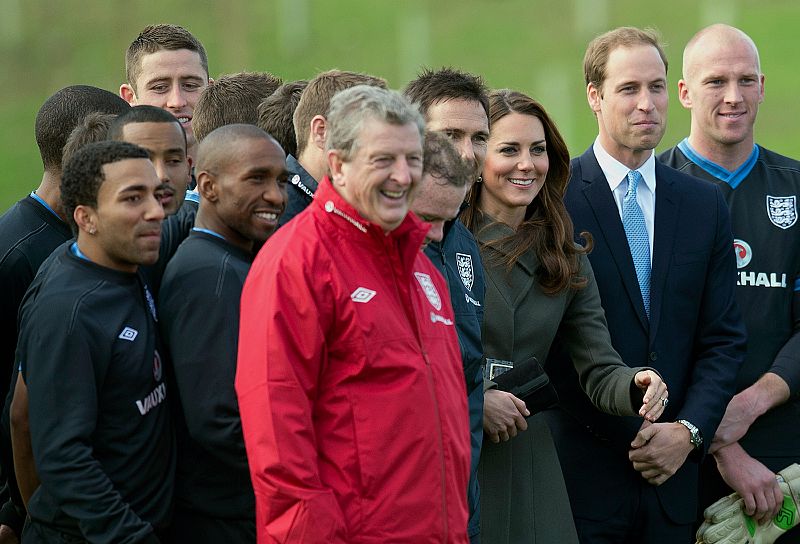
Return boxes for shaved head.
[197,124,281,173]
[678,23,764,167]
[195,123,287,250]
[683,24,760,81]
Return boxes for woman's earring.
[477,176,483,183]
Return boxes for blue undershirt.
[70,242,90,261]
[677,138,759,189]
[30,191,63,220]
[191,227,226,241]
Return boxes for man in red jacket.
[236,85,470,543]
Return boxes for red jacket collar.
[312,176,430,258]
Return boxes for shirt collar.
[593,138,657,194]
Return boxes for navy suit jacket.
[545,147,746,524]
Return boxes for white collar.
[593,138,657,193]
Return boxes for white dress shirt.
[593,138,656,262]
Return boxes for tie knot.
[627,170,643,198]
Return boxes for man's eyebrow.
[117,184,149,195]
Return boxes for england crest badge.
[455,253,474,291]
[414,272,442,311]
[766,195,797,230]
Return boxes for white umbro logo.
[118,327,138,341]
[351,287,377,303]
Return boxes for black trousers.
[573,482,694,544]
[165,507,255,544]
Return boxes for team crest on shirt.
[153,350,163,382]
[733,239,752,269]
[766,195,797,229]
[455,253,474,291]
[414,272,442,311]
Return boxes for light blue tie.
[623,170,651,317]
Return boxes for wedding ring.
[660,397,668,407]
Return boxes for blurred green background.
[2,0,798,213]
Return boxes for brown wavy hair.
[461,89,592,294]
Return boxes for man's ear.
[74,204,97,235]
[311,115,327,151]
[196,171,218,202]
[327,150,345,187]
[587,82,602,113]
[185,155,194,186]
[119,84,137,105]
[678,79,692,109]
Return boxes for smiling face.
[480,112,549,228]
[589,44,668,169]
[679,31,764,153]
[77,158,165,272]
[121,49,209,150]
[329,118,423,233]
[119,121,191,215]
[425,98,489,182]
[202,137,288,251]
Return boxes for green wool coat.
[475,218,650,544]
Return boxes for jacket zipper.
[386,240,449,540]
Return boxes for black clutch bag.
[488,355,559,417]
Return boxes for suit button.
[649,352,658,362]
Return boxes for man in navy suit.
[544,27,746,543]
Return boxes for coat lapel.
[580,151,649,331]
[648,162,680,338]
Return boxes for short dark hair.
[403,67,490,121]
[61,141,149,234]
[62,112,119,169]
[584,26,668,92]
[125,24,208,91]
[423,132,471,188]
[193,72,283,143]
[293,70,386,157]
[107,105,186,147]
[35,85,130,172]
[257,80,308,157]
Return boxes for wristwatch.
[677,419,703,449]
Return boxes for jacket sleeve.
[159,257,247,472]
[0,249,34,376]
[768,284,800,395]
[235,252,347,543]
[557,255,648,416]
[22,302,154,544]
[678,185,747,453]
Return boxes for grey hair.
[326,85,424,161]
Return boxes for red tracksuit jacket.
[236,178,470,543]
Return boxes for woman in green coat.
[461,90,668,543]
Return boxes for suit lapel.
[649,162,680,337]
[580,151,649,331]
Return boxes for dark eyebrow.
[118,184,149,195]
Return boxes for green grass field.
[2,0,798,212]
